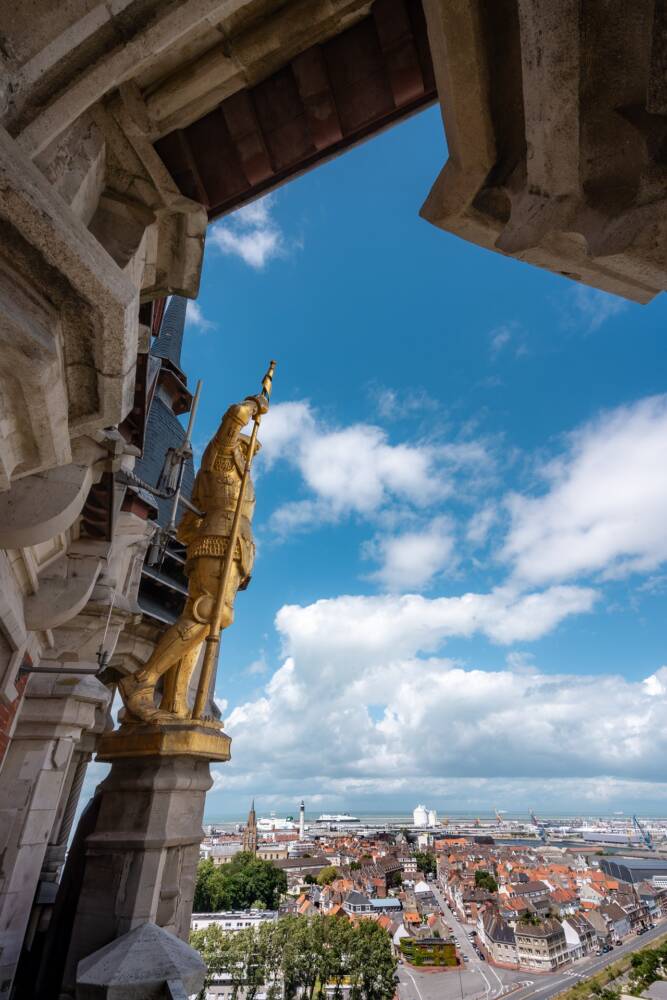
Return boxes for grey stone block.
[76,921,205,999]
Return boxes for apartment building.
[515,919,569,971]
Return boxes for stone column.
[61,721,230,997]
[0,672,109,999]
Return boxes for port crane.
[632,814,655,851]
[530,809,547,842]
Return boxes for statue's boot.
[118,673,175,723]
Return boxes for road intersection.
[396,883,666,1000]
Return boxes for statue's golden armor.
[119,395,267,723]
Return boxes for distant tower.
[243,800,258,855]
[299,800,305,839]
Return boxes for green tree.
[191,914,396,1000]
[193,853,287,913]
[590,985,620,1000]
[414,852,437,877]
[628,941,667,995]
[474,869,498,893]
[280,915,319,999]
[303,874,317,885]
[193,858,219,912]
[316,865,339,886]
[190,923,252,1000]
[348,919,396,1000]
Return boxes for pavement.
[396,882,667,1000]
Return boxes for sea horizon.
[203,808,667,825]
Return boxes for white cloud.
[246,656,268,676]
[268,499,325,535]
[258,401,316,469]
[259,400,490,535]
[274,586,597,663]
[208,772,667,814]
[185,300,214,332]
[643,666,667,697]
[466,503,498,546]
[211,226,281,269]
[505,650,537,674]
[490,324,514,356]
[365,517,456,591]
[373,385,439,421]
[209,195,293,269]
[637,574,667,595]
[568,284,628,331]
[216,594,665,805]
[503,395,667,584]
[234,200,272,227]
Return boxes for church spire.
[243,799,257,855]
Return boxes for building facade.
[479,911,518,967]
[514,919,569,971]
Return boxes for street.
[396,883,667,1000]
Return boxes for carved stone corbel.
[23,548,105,632]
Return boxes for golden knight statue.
[119,365,274,724]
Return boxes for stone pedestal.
[61,722,230,997]
[0,672,109,998]
[76,921,205,1000]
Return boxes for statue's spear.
[192,360,277,721]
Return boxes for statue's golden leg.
[165,645,202,717]
[119,615,207,722]
[119,554,245,723]
[166,557,243,719]
[142,617,206,682]
[160,661,180,715]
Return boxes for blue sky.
[178,105,667,820]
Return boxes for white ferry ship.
[257,813,297,832]
[316,813,360,824]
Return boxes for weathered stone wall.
[420,0,667,303]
